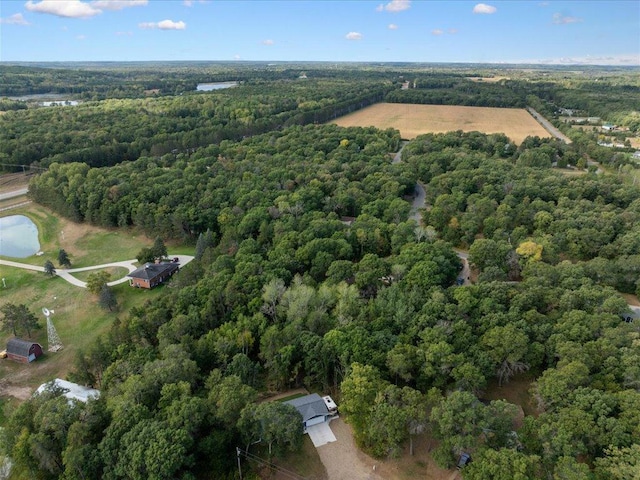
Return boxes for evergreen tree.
[151,237,168,260]
[57,249,71,268]
[99,285,117,312]
[43,260,56,276]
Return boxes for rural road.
[0,188,28,201]
[392,142,471,286]
[526,107,572,144]
[0,255,194,288]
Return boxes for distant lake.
[0,215,40,258]
[196,82,238,91]
[40,100,79,107]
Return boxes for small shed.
[127,261,179,289]
[6,338,44,363]
[284,393,332,432]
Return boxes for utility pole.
[236,447,242,480]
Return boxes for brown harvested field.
[467,76,510,83]
[332,103,551,144]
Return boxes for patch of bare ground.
[482,372,538,418]
[0,172,33,193]
[621,293,640,307]
[374,431,461,480]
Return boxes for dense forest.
[3,63,640,479]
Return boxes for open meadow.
[332,102,552,144]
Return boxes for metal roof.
[6,338,41,357]
[36,379,100,403]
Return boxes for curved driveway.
[0,255,194,288]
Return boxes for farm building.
[5,338,44,363]
[127,261,179,289]
[284,393,337,432]
[35,378,100,403]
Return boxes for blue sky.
[1,0,638,65]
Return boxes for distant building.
[5,338,43,363]
[127,261,179,289]
[35,379,100,403]
[602,124,617,131]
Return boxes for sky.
[0,0,639,65]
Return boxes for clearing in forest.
[332,103,551,144]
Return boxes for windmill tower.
[42,308,63,352]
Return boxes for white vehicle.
[322,395,338,415]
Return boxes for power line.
[236,447,307,480]
[0,163,48,171]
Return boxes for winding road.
[393,142,472,285]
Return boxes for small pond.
[0,215,40,258]
[196,82,238,91]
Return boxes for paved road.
[527,107,572,144]
[0,188,28,201]
[0,255,194,288]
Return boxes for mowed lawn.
[0,202,173,405]
[332,103,552,144]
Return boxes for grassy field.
[332,102,551,144]
[0,202,176,411]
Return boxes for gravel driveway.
[315,418,383,480]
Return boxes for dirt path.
[258,387,309,403]
[316,418,383,480]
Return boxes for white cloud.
[158,19,185,29]
[139,19,186,30]
[76,34,86,40]
[115,30,132,36]
[25,1,101,18]
[261,39,274,46]
[345,31,363,40]
[552,13,582,24]
[473,3,497,14]
[234,54,241,60]
[431,29,443,35]
[91,0,147,10]
[388,23,398,30]
[448,28,458,34]
[24,0,145,19]
[183,0,206,5]
[376,0,410,13]
[0,13,30,25]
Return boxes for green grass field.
[0,202,187,417]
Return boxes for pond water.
[196,82,238,91]
[0,215,40,258]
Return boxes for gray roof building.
[284,393,330,429]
